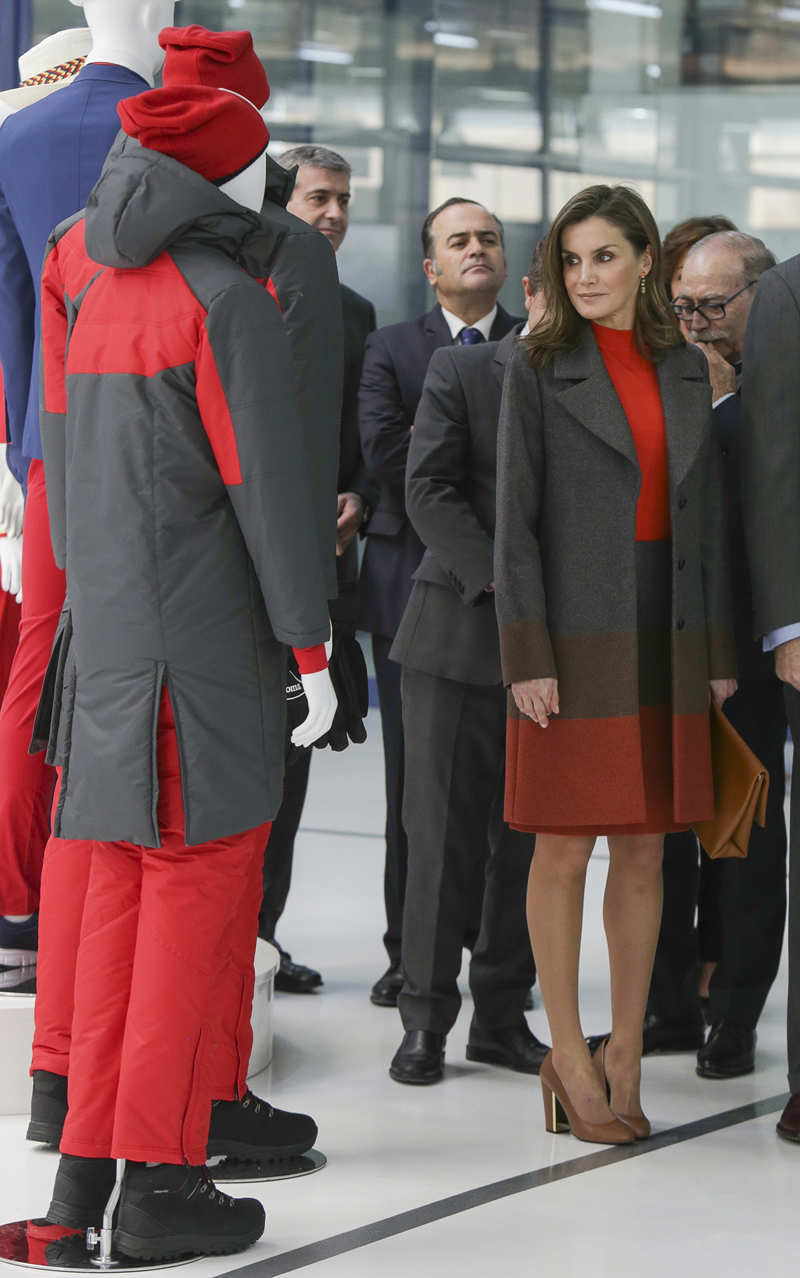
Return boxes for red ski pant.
[56,694,269,1165]
[0,459,63,913]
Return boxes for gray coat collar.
[553,324,710,491]
[491,321,525,387]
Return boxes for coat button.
[677,617,685,630]
[678,496,688,509]
[678,557,686,570]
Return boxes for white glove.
[0,446,24,539]
[291,661,338,749]
[0,535,22,602]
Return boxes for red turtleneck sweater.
[592,323,670,542]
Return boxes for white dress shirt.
[440,304,497,343]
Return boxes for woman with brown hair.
[662,213,736,298]
[494,185,736,1144]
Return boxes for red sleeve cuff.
[293,643,328,674]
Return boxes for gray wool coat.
[34,137,333,847]
[494,325,736,828]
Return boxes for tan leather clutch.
[693,701,770,859]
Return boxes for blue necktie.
[457,326,485,345]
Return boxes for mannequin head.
[160,26,269,108]
[219,152,267,214]
[69,0,176,86]
[117,85,269,202]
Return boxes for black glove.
[316,626,369,751]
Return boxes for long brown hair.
[662,214,736,296]
[524,185,682,368]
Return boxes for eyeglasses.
[672,281,756,322]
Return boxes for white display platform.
[0,939,279,1117]
[247,937,279,1079]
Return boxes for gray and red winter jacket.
[35,135,333,847]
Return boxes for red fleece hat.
[117,85,269,186]
[159,25,269,109]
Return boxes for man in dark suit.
[645,231,786,1080]
[741,251,800,1141]
[387,262,549,1083]
[258,145,376,991]
[359,198,520,1007]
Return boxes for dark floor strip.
[300,826,383,840]
[228,1093,787,1277]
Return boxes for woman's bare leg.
[527,833,615,1123]
[603,832,665,1116]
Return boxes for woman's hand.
[709,678,737,707]
[512,678,559,728]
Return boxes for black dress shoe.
[114,1163,264,1260]
[27,1069,68,1146]
[696,1020,756,1079]
[46,1154,117,1229]
[389,1030,444,1085]
[370,962,404,1007]
[777,1093,800,1143]
[466,1018,550,1075]
[642,1012,705,1055]
[273,943,322,993]
[207,1089,317,1161]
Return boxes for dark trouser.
[785,685,800,1091]
[373,633,407,966]
[258,747,312,941]
[398,667,535,1035]
[650,678,787,1031]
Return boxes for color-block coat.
[494,326,735,831]
[35,136,331,848]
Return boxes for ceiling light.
[587,0,662,18]
[432,32,479,49]
[297,43,353,65]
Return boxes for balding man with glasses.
[645,230,787,1083]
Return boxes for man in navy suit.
[358,197,520,1006]
[0,0,174,959]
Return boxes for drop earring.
[640,274,648,295]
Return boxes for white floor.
[0,707,793,1278]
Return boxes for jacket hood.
[84,132,282,276]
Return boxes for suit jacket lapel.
[553,326,639,471]
[423,304,452,357]
[657,344,711,491]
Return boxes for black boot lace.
[197,1165,237,1209]
[240,1089,275,1118]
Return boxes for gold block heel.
[539,1050,634,1146]
[542,1080,570,1134]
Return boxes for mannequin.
[36,83,335,1257]
[0,27,97,844]
[75,0,173,86]
[0,0,176,957]
[27,30,335,1196]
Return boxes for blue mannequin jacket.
[0,63,148,481]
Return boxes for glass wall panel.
[29,0,800,320]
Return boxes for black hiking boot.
[114,1163,265,1260]
[46,1154,117,1228]
[207,1089,317,1161]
